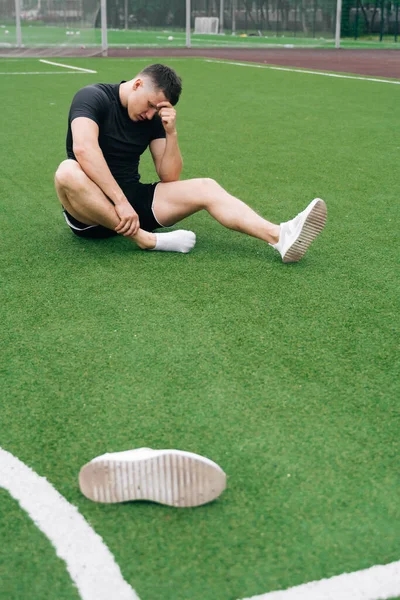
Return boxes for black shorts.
[63,181,164,239]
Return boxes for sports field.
[0,56,399,600]
[1,23,399,49]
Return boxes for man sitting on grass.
[55,63,326,261]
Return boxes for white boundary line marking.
[0,71,94,75]
[0,447,139,600]
[155,35,324,48]
[1,445,399,600]
[204,59,400,85]
[39,59,97,73]
[239,560,400,600]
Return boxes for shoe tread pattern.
[79,452,226,507]
[283,199,327,263]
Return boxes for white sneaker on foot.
[271,198,327,263]
[79,448,226,507]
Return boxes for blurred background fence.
[0,0,398,50]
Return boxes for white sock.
[150,230,196,253]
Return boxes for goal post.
[194,17,220,34]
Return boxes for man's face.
[127,78,168,122]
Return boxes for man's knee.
[196,177,218,189]
[189,177,219,205]
[54,159,83,190]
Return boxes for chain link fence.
[0,0,398,49]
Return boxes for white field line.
[39,59,97,73]
[157,36,326,48]
[1,446,399,600]
[0,71,94,75]
[0,447,139,600]
[204,59,400,85]
[240,560,400,600]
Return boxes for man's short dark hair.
[140,63,182,106]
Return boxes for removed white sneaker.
[79,448,226,507]
[272,198,327,263]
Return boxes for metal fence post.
[379,0,384,41]
[186,0,191,48]
[335,0,342,48]
[354,0,359,40]
[313,0,317,38]
[15,0,22,47]
[101,0,108,56]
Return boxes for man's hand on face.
[157,102,177,135]
[114,202,140,237]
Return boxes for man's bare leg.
[153,178,280,244]
[153,178,327,262]
[55,165,326,259]
[54,160,156,249]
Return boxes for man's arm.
[149,102,183,182]
[71,117,139,236]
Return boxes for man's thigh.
[55,158,109,225]
[152,178,209,227]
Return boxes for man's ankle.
[269,226,280,246]
[131,231,156,249]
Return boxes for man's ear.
[132,78,143,91]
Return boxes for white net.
[0,0,102,49]
[0,0,17,46]
[194,16,219,34]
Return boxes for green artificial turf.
[0,57,399,600]
[1,24,399,48]
[0,489,81,599]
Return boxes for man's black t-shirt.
[66,83,166,185]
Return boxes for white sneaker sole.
[282,198,327,263]
[79,450,226,507]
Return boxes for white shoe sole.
[79,450,226,507]
[282,198,327,263]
